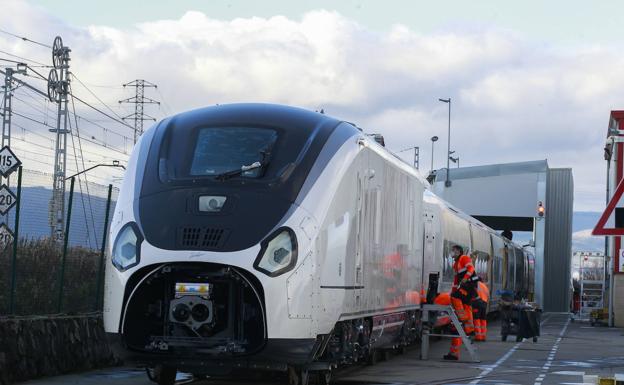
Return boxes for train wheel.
[366,349,378,365]
[288,367,310,385]
[145,367,157,383]
[316,369,332,385]
[147,365,176,385]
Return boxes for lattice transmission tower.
[47,36,71,241]
[119,80,159,144]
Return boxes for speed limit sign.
[0,184,17,215]
[0,223,14,249]
[0,146,21,177]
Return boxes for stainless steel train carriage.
[422,191,535,310]
[103,103,534,385]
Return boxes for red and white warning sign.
[593,179,624,236]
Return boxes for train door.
[422,210,435,293]
[355,170,364,292]
[517,248,524,295]
[354,158,370,310]
[490,235,505,309]
[509,246,517,293]
[501,245,507,290]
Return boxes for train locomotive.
[103,104,534,385]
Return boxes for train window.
[374,188,381,245]
[471,251,489,282]
[491,236,504,289]
[470,225,491,281]
[189,127,278,177]
[506,245,515,291]
[514,247,525,294]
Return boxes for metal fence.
[0,168,118,316]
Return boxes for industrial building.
[430,160,574,312]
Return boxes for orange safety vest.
[434,292,451,306]
[476,281,490,303]
[453,254,475,289]
[433,292,452,327]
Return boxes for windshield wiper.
[213,144,274,181]
[214,161,262,181]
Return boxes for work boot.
[443,353,458,361]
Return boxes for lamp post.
[438,98,451,187]
[64,161,126,180]
[430,136,438,171]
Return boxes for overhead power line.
[11,109,130,156]
[0,68,47,98]
[0,49,51,67]
[72,92,134,130]
[0,28,52,48]
[71,73,127,122]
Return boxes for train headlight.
[253,227,298,277]
[111,222,143,271]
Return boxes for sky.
[0,0,620,218]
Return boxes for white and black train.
[104,104,534,384]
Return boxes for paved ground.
[21,313,624,385]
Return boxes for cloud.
[0,1,617,210]
[572,229,604,252]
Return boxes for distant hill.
[7,185,114,250]
[572,211,603,252]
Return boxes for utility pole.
[2,64,27,150]
[119,80,159,144]
[430,136,438,171]
[398,146,420,170]
[2,68,15,150]
[47,36,71,241]
[438,98,452,187]
[3,66,22,149]
[413,146,419,170]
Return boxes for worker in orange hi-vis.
[449,245,477,340]
[472,279,490,342]
[434,292,463,361]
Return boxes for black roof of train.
[164,103,344,135]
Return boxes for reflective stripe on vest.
[476,282,489,302]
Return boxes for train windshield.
[159,126,281,181]
[189,127,277,178]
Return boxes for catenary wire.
[0,28,53,48]
[0,49,50,67]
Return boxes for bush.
[0,238,103,316]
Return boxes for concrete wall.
[0,314,118,385]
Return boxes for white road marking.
[468,342,522,384]
[552,371,585,376]
[468,314,554,385]
[532,317,571,385]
